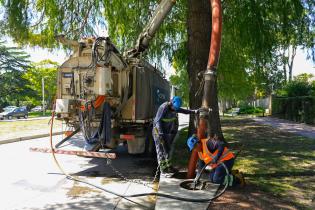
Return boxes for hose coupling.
[204,68,217,81]
[198,107,212,118]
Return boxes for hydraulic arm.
[128,0,176,57]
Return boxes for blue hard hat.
[187,135,199,151]
[171,96,182,111]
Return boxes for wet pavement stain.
[147,181,159,204]
[101,177,122,185]
[67,181,100,198]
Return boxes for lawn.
[172,116,315,209]
[28,110,52,118]
[0,118,63,141]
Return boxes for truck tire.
[24,114,28,119]
[8,115,12,120]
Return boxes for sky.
[24,45,314,77]
[6,37,314,78]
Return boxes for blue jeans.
[209,158,235,184]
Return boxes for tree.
[277,73,314,97]
[1,0,314,138]
[23,59,58,108]
[0,41,32,108]
[169,43,189,106]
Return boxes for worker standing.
[153,96,197,176]
[187,133,245,186]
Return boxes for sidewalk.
[253,116,315,139]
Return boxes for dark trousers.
[209,158,234,184]
[152,127,176,171]
[197,158,235,184]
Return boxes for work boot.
[231,169,239,175]
[234,171,246,187]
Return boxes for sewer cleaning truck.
[54,0,176,155]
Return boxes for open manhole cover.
[180,180,218,191]
[180,180,204,190]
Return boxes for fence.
[253,97,270,109]
[272,96,315,125]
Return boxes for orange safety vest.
[198,138,235,165]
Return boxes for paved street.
[0,134,157,210]
[253,116,315,139]
[0,113,201,210]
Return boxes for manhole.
[180,180,204,191]
[180,180,217,191]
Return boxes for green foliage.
[1,0,314,102]
[218,0,314,100]
[272,96,315,124]
[1,0,104,47]
[285,80,312,97]
[0,41,33,108]
[23,59,58,107]
[29,110,52,117]
[277,73,314,97]
[238,106,264,114]
[169,41,189,106]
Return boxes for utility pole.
[42,77,45,116]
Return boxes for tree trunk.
[187,0,211,136]
[207,77,224,140]
[282,49,287,83]
[288,46,297,82]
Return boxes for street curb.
[0,131,64,145]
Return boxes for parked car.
[3,106,18,111]
[31,106,43,112]
[0,107,28,120]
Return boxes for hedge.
[272,96,315,125]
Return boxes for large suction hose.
[187,0,223,179]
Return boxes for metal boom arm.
[128,0,176,57]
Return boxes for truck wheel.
[24,115,28,119]
[8,115,12,120]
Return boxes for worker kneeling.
[187,134,245,186]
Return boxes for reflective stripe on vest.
[198,138,234,165]
[161,117,177,122]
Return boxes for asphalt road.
[0,134,158,210]
[0,113,191,210]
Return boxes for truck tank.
[55,37,170,154]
